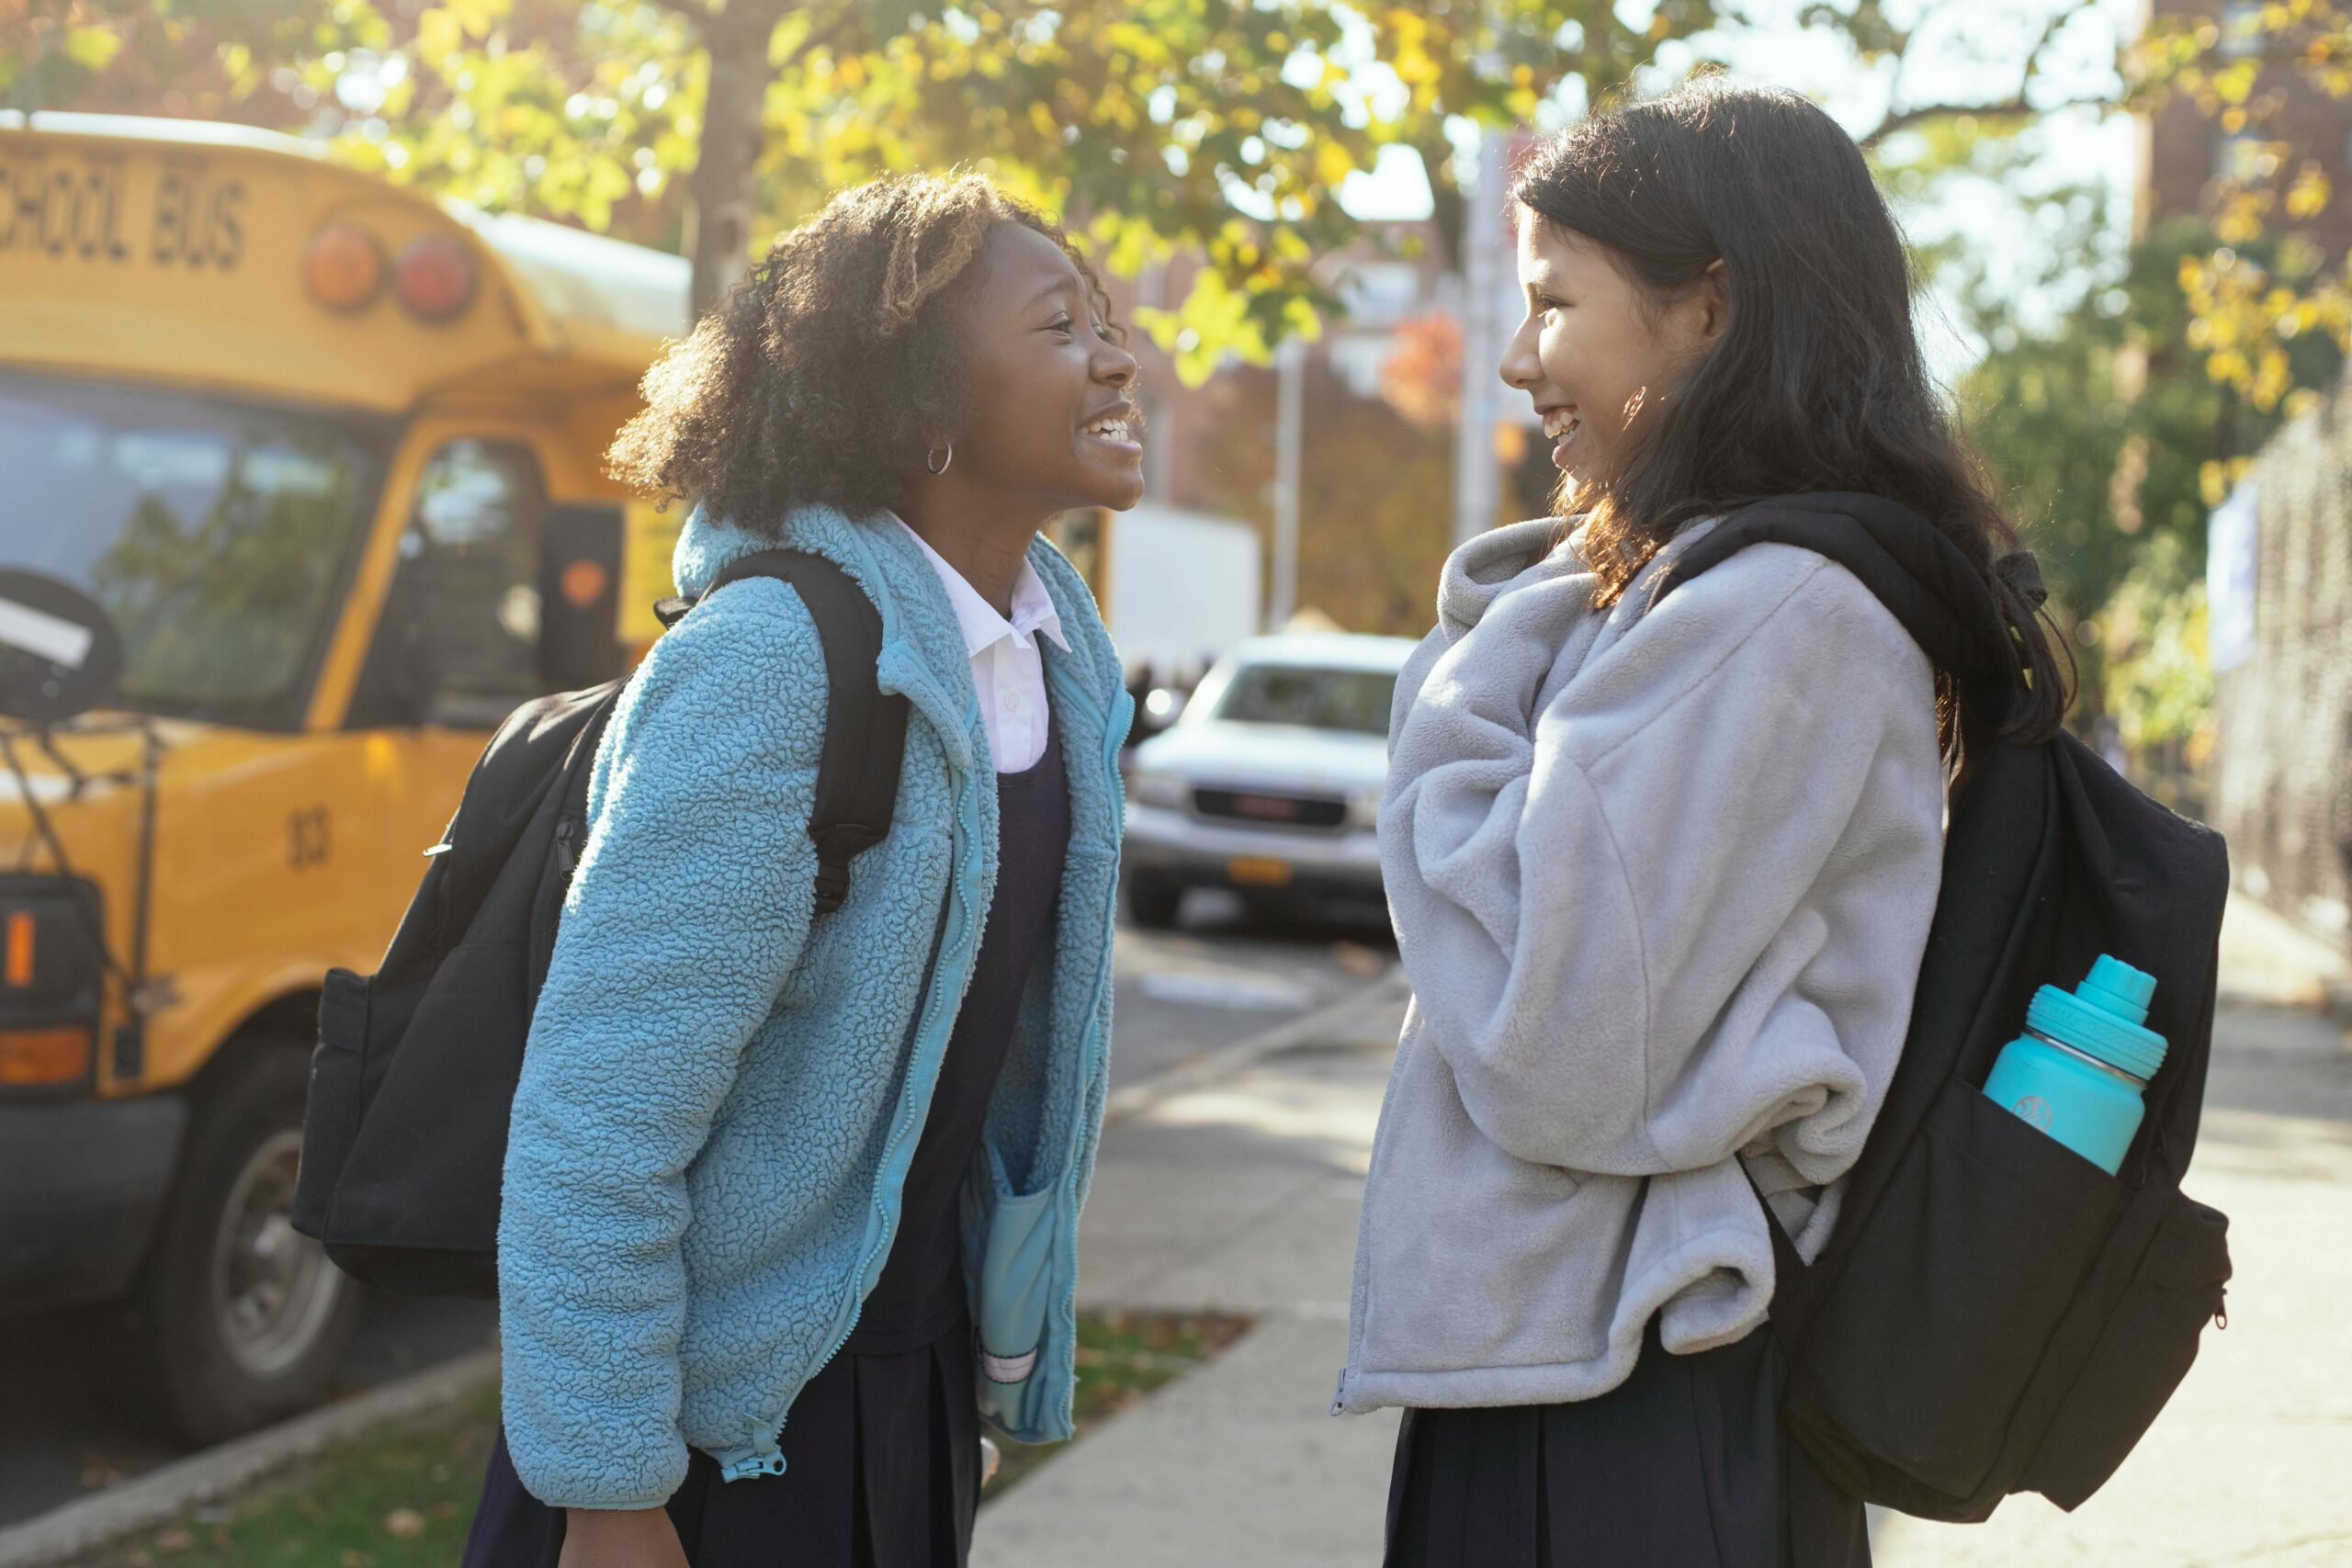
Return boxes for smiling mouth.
[1081,413,1141,450]
[1541,405,1582,467]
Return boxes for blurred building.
[2207,385,2352,952]
[2138,1,2352,260]
[1094,221,1482,641]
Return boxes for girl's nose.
[1095,337,1139,387]
[1499,314,1543,391]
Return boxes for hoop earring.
[925,440,955,476]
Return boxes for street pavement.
[977,895,2352,1567]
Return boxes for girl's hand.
[557,1506,690,1568]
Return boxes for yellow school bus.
[0,111,688,1441]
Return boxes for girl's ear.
[1701,259,1728,341]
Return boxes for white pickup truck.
[1120,633,1417,927]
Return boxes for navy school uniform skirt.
[1383,1317,1870,1568]
[460,1314,982,1568]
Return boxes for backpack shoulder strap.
[659,548,910,915]
[1646,491,2025,728]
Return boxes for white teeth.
[1543,408,1579,439]
[1087,419,1131,441]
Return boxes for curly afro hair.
[607,173,1121,532]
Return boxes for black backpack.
[1651,492,2233,1521]
[290,550,909,1299]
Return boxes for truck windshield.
[0,373,387,727]
[1212,664,1398,736]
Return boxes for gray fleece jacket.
[1334,517,1946,1416]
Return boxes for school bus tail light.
[392,234,475,321]
[302,222,385,311]
[0,1026,92,1086]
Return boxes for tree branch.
[1860,90,2119,149]
[1856,0,2113,150]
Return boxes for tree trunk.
[687,0,793,320]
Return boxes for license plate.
[1227,855,1294,887]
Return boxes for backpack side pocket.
[291,966,369,1243]
[1786,1076,2126,1509]
[2022,1192,2231,1509]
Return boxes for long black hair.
[1510,76,2069,750]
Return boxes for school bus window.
[0,371,385,730]
[348,439,545,730]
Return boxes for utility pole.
[1453,130,1508,547]
[1269,334,1306,630]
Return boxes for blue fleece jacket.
[494,502,1132,1510]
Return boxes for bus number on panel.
[288,807,332,871]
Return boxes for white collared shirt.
[894,518,1068,773]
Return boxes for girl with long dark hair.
[460,173,1143,1568]
[1337,78,2067,1564]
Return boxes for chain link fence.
[2210,391,2352,955]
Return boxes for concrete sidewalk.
[973,983,1408,1568]
[976,897,2352,1568]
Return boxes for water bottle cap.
[2076,954,2156,1024]
[2026,954,2167,1082]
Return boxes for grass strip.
[78,1309,1251,1566]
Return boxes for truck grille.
[1192,788,1348,830]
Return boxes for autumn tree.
[16,0,1719,364]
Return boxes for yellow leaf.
[62,26,123,71]
[2285,165,2332,218]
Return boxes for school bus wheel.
[98,1042,362,1445]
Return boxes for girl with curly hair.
[461,172,1145,1568]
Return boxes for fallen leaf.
[382,1507,427,1539]
[152,1526,194,1552]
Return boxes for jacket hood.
[672,502,854,597]
[1644,491,2028,728]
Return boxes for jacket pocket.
[2023,1191,2231,1509]
[291,966,369,1242]
[975,1187,1057,1381]
[1790,1077,2126,1500]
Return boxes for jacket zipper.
[1034,688,1132,1435]
[718,814,970,1482]
[721,670,1123,1473]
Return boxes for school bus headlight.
[393,234,476,321]
[302,222,386,311]
[0,1026,93,1087]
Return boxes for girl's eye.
[1046,315,1075,335]
[1536,295,1565,314]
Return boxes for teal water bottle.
[1982,955,2168,1176]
